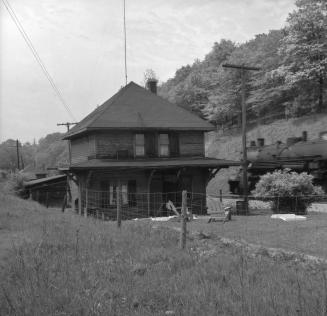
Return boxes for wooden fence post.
[219,189,222,203]
[180,190,187,249]
[85,188,88,218]
[46,191,49,208]
[78,184,82,216]
[117,181,122,228]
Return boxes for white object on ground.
[307,203,327,213]
[151,216,178,222]
[271,214,306,221]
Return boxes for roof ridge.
[64,81,214,139]
[65,83,133,137]
[92,82,136,124]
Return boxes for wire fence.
[215,109,323,135]
[78,189,207,220]
[75,188,327,220]
[68,189,327,253]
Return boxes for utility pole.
[123,0,128,85]
[7,140,22,170]
[222,64,261,213]
[16,139,20,170]
[57,122,78,132]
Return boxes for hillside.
[0,133,68,172]
[159,0,326,136]
[206,113,327,194]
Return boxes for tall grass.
[1,192,327,315]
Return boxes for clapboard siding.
[179,132,204,157]
[72,131,205,160]
[71,136,96,164]
[96,132,134,158]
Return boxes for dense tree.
[277,0,327,113]
[159,0,327,127]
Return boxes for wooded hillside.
[0,133,68,172]
[159,0,327,127]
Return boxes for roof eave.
[63,126,215,139]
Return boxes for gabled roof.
[64,81,214,139]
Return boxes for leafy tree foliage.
[277,0,327,114]
[0,133,68,172]
[252,169,324,214]
[159,0,327,126]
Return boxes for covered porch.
[68,158,239,219]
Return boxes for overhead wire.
[123,0,128,85]
[1,0,76,121]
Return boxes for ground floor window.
[109,182,128,205]
[101,180,136,207]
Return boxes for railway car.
[229,131,327,194]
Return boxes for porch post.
[147,169,156,217]
[85,188,88,218]
[117,179,122,228]
[85,171,93,218]
[78,181,82,216]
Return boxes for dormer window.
[159,134,169,157]
[135,134,145,157]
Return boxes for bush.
[4,172,32,198]
[252,169,324,214]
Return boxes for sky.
[0,0,296,143]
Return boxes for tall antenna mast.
[123,0,128,85]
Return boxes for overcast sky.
[0,0,296,143]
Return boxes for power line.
[123,0,128,85]
[1,0,76,121]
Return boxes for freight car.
[229,131,327,194]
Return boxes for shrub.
[3,172,32,198]
[252,169,324,214]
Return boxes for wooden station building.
[64,80,239,217]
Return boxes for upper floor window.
[135,134,145,157]
[159,134,169,157]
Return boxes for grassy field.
[1,192,327,315]
[161,213,327,259]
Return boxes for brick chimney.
[146,79,158,94]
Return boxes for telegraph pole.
[7,140,22,170]
[57,122,78,132]
[222,64,261,213]
[16,139,20,170]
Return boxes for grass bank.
[1,192,327,315]
[162,213,327,259]
[206,113,327,194]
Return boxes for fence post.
[85,188,88,218]
[180,190,187,249]
[78,184,82,216]
[117,181,122,228]
[219,189,222,203]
